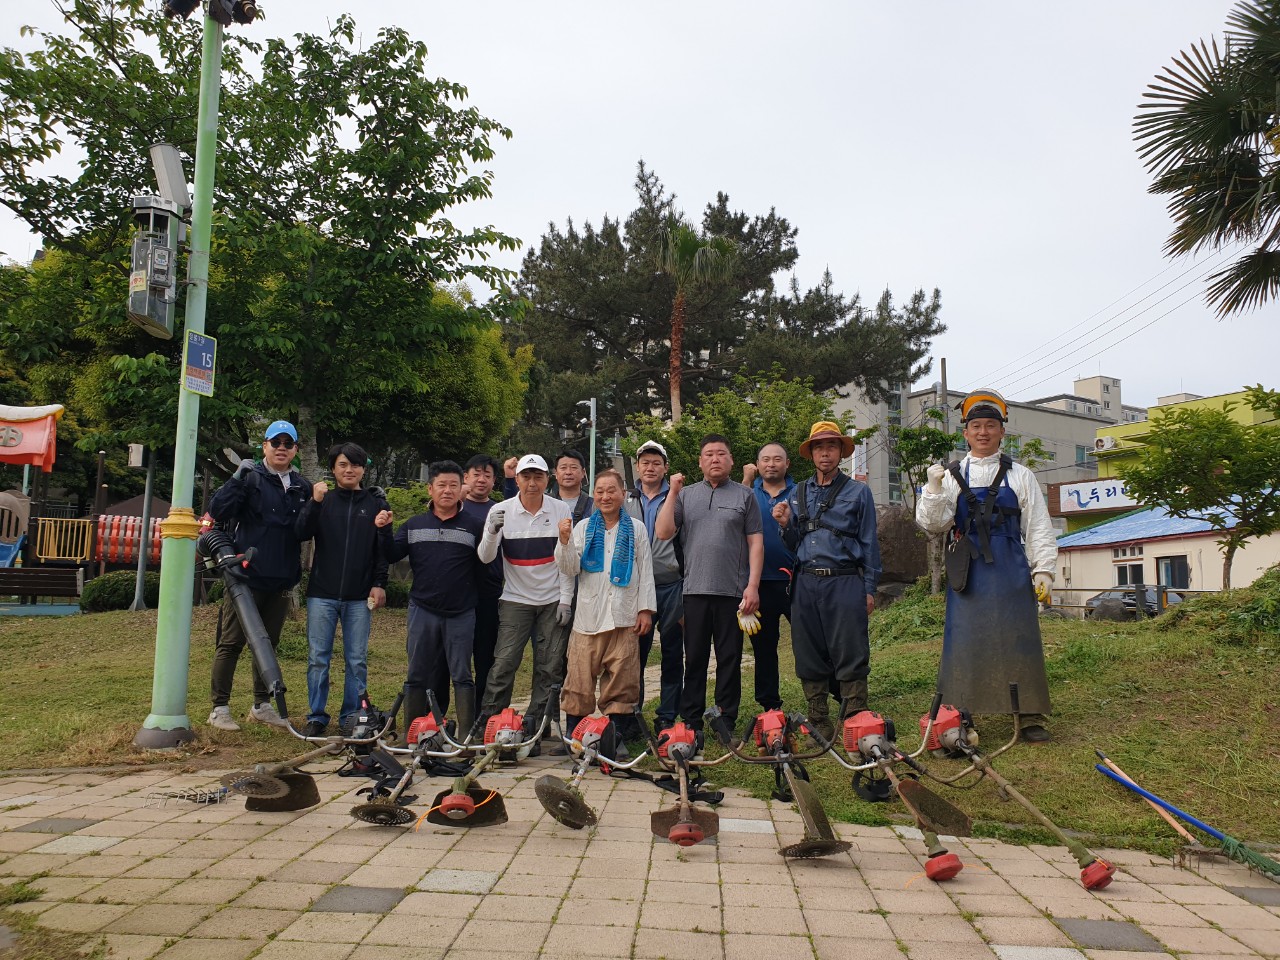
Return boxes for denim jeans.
[306,597,371,727]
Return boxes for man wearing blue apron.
[915,389,1056,743]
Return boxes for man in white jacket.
[555,469,656,754]
[915,388,1057,742]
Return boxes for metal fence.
[1050,584,1216,619]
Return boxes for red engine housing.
[571,715,613,748]
[485,708,525,746]
[920,704,966,752]
[843,710,895,759]
[753,709,789,752]
[657,722,697,760]
[407,714,439,744]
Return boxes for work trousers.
[680,594,743,731]
[563,626,642,717]
[471,595,501,707]
[751,579,789,711]
[210,588,291,708]
[636,579,685,726]
[484,599,565,720]
[791,572,869,683]
[406,602,475,711]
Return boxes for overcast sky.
[2,1,1267,410]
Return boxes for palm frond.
[1204,245,1280,315]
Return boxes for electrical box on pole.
[127,194,183,339]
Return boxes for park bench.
[0,565,84,604]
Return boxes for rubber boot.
[551,714,582,756]
[839,678,869,720]
[607,715,631,761]
[801,680,834,743]
[452,684,476,746]
[403,683,429,735]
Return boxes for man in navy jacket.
[207,420,310,731]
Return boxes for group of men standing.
[204,392,1058,748]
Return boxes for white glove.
[1033,572,1053,604]
[486,509,505,535]
[234,458,255,481]
[737,609,761,636]
[555,603,572,627]
[925,463,946,494]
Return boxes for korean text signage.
[1058,479,1136,513]
[183,331,216,397]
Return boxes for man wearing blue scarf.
[555,469,656,749]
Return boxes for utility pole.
[134,12,227,749]
[578,398,597,490]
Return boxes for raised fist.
[374,509,394,528]
[772,501,791,528]
[742,463,758,485]
[312,481,328,502]
[558,517,573,544]
[669,473,685,495]
[233,458,255,481]
[487,508,506,535]
[504,456,518,479]
[925,463,946,494]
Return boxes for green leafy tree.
[0,1,519,481]
[623,370,864,483]
[1134,1,1280,315]
[1117,391,1280,587]
[883,408,961,593]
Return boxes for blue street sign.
[183,331,216,397]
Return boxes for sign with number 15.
[183,331,217,397]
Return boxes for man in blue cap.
[206,419,311,731]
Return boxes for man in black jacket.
[207,420,310,731]
[295,441,392,737]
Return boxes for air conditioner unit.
[1094,436,1119,451]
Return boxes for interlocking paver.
[152,937,265,960]
[723,932,816,960]
[1057,919,1166,952]
[887,912,987,943]
[310,885,407,914]
[362,913,467,945]
[104,903,216,937]
[34,902,133,932]
[13,817,101,834]
[978,917,1075,947]
[541,922,634,958]
[417,868,498,894]
[1226,886,1280,908]
[187,907,302,940]
[633,927,724,960]
[803,909,895,939]
[1139,925,1256,954]
[816,938,904,960]
[276,910,382,942]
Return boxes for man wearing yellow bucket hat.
[774,421,881,741]
[915,388,1056,742]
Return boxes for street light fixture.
[576,398,597,490]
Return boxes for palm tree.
[1134,1,1280,316]
[656,224,736,422]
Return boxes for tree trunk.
[295,404,322,481]
[1222,539,1237,590]
[669,290,686,424]
[928,532,944,594]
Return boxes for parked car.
[1085,587,1182,619]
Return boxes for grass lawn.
[1,576,1277,854]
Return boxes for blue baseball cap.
[264,420,298,442]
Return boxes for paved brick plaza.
[1,761,1277,960]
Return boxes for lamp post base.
[133,718,196,750]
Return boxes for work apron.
[938,472,1051,716]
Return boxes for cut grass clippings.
[0,879,105,960]
[1,578,1277,854]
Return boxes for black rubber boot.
[802,680,834,743]
[607,715,631,761]
[839,678,869,720]
[551,714,582,756]
[453,684,476,744]
[403,683,429,735]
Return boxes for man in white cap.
[206,419,310,731]
[915,388,1056,742]
[477,453,574,737]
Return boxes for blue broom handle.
[1095,765,1226,842]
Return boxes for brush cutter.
[706,706,851,859]
[919,684,1116,890]
[803,698,971,881]
[629,709,723,846]
[220,691,404,812]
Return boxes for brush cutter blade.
[783,773,851,859]
[896,778,973,838]
[535,774,598,830]
[244,772,321,812]
[650,806,720,844]
[221,770,289,799]
[350,800,416,826]
[426,785,508,827]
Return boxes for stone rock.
[1090,598,1133,622]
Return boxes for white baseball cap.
[635,440,668,461]
[516,453,549,473]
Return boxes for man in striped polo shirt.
[477,454,574,732]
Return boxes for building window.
[1116,563,1143,586]
[1134,544,1142,556]
[1103,384,1110,394]
[1104,400,1111,409]
[1076,445,1088,464]
[1070,401,1078,411]
[1157,555,1189,589]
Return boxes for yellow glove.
[1033,572,1053,604]
[736,609,761,636]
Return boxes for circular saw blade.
[221,770,289,799]
[350,800,415,826]
[534,774,598,830]
[779,837,853,859]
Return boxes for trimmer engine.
[485,708,526,748]
[657,722,698,762]
[753,709,792,753]
[570,716,617,757]
[919,704,978,757]
[407,713,444,751]
[844,710,896,761]
[350,694,394,754]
